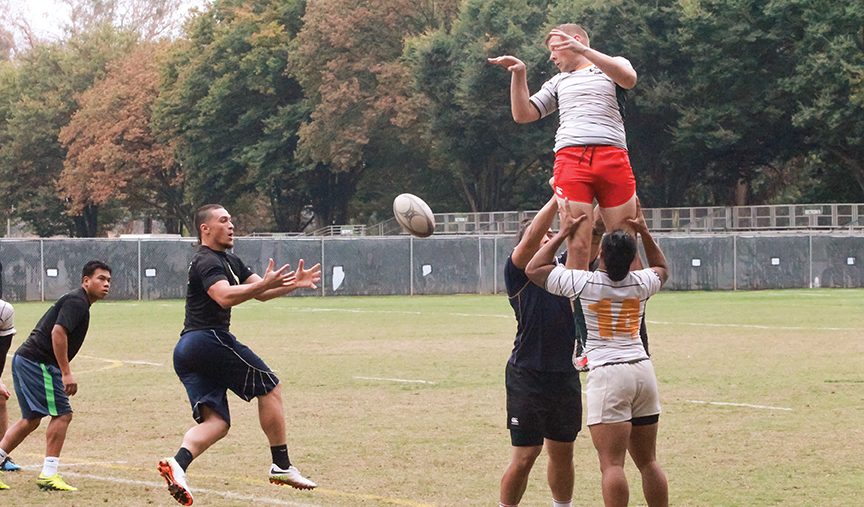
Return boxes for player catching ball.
[489,23,639,270]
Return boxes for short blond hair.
[545,23,590,47]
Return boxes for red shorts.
[553,146,636,208]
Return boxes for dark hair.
[516,218,533,242]
[601,230,636,281]
[82,260,111,279]
[194,204,224,243]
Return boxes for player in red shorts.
[489,23,639,269]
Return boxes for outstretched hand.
[260,258,296,290]
[487,55,526,73]
[0,380,9,400]
[293,259,322,290]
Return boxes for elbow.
[620,74,637,90]
[525,265,542,285]
[513,113,533,124]
[213,296,232,309]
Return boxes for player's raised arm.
[207,258,294,308]
[547,29,637,89]
[526,204,587,287]
[626,199,668,284]
[487,55,541,123]
[511,195,559,269]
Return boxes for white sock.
[42,456,60,477]
[499,503,518,507]
[0,448,8,461]
[553,500,572,507]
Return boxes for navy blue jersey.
[183,246,255,333]
[504,254,576,372]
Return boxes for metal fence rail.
[366,203,864,236]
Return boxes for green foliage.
[152,0,309,231]
[0,24,136,236]
[405,0,557,212]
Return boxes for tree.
[153,0,310,232]
[0,24,136,236]
[63,0,190,41]
[404,0,558,212]
[290,0,459,225]
[776,0,864,201]
[58,42,190,234]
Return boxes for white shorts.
[585,359,661,426]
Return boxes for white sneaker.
[269,464,317,490]
[158,457,193,505]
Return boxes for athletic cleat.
[574,354,589,372]
[0,477,9,490]
[1,457,21,472]
[36,473,78,491]
[158,457,193,505]
[269,464,317,490]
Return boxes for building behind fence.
[1,231,862,301]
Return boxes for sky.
[7,0,210,41]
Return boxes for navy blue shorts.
[173,329,280,426]
[0,335,11,374]
[12,354,73,419]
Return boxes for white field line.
[291,307,510,319]
[647,320,855,331]
[354,376,437,385]
[687,399,793,411]
[15,465,322,507]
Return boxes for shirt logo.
[510,417,519,426]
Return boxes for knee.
[214,419,230,439]
[24,417,43,431]
[510,449,541,471]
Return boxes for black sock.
[270,445,291,470]
[174,447,194,472]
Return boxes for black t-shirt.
[183,246,254,333]
[16,288,91,366]
[504,254,576,372]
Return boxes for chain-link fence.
[1,233,862,301]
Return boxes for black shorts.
[0,335,11,375]
[505,363,582,446]
[173,329,280,426]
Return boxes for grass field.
[0,289,862,506]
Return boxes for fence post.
[409,236,414,296]
[40,239,45,302]
[732,235,738,291]
[138,239,142,301]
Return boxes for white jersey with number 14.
[545,265,661,368]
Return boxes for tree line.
[0,0,861,237]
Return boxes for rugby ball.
[393,193,435,237]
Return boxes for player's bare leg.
[560,199,594,270]
[599,194,643,269]
[628,423,668,507]
[545,439,575,505]
[500,444,542,506]
[258,385,316,490]
[590,421,631,507]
